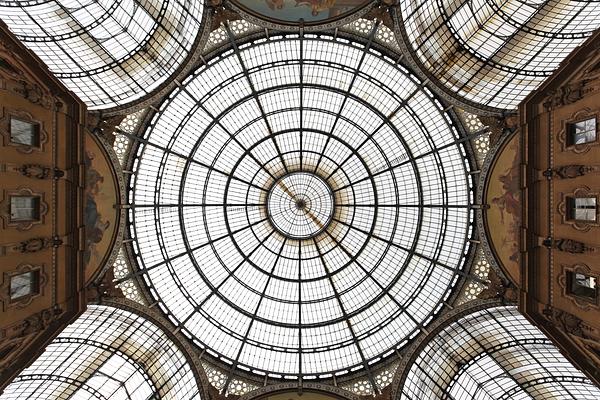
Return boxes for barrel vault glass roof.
[0,0,205,109]
[401,306,600,400]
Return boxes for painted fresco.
[486,132,521,284]
[84,132,118,282]
[234,0,368,23]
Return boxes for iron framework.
[126,28,479,381]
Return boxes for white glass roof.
[398,0,600,109]
[0,0,204,109]
[0,305,202,400]
[129,32,475,378]
[401,306,600,400]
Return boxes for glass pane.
[10,272,34,299]
[10,118,38,146]
[10,196,40,221]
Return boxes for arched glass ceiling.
[128,31,475,379]
[0,305,202,400]
[400,306,600,400]
[0,0,204,109]
[396,1,600,110]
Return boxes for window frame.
[567,271,598,302]
[9,116,41,147]
[8,269,41,303]
[566,196,597,222]
[9,195,42,223]
[566,117,597,147]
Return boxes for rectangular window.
[567,117,597,146]
[9,117,40,147]
[10,196,41,222]
[568,271,598,300]
[9,270,40,301]
[567,197,597,222]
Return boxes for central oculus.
[267,172,334,239]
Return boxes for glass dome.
[129,32,475,378]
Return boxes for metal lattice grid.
[128,30,476,380]
[0,0,205,109]
[400,306,600,400]
[113,249,145,304]
[396,1,600,109]
[0,305,202,400]
[113,109,146,165]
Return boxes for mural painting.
[485,132,521,284]
[83,133,118,282]
[234,0,368,23]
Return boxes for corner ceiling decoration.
[395,0,600,110]
[0,0,206,109]
[128,29,475,380]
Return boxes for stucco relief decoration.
[558,186,600,232]
[0,187,48,231]
[0,108,48,153]
[558,108,599,154]
[0,263,46,311]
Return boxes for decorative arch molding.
[476,127,518,286]
[85,131,126,286]
[239,382,360,400]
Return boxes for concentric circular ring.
[267,172,334,239]
[130,33,475,378]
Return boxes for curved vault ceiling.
[129,32,475,379]
[0,0,205,110]
[400,306,600,400]
[396,0,600,110]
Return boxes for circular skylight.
[267,172,335,239]
[130,33,475,378]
